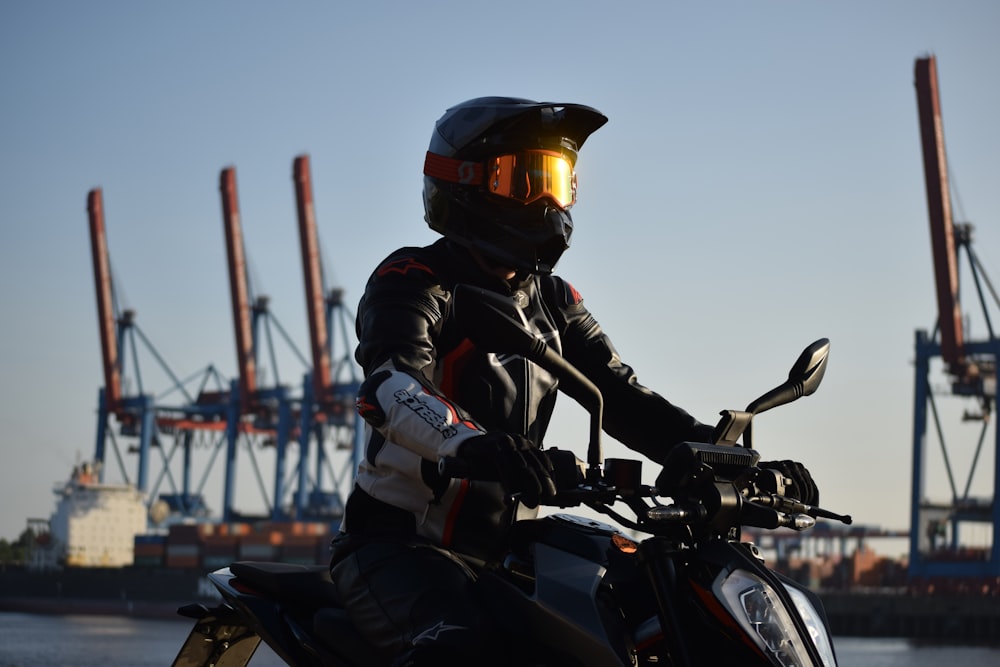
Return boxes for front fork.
[637,537,694,667]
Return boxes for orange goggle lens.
[486,151,576,209]
[423,150,577,210]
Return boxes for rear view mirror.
[746,338,830,415]
[715,338,830,448]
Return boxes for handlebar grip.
[438,456,471,479]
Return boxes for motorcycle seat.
[230,561,340,607]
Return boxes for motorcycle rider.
[330,97,819,667]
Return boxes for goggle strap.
[423,152,483,185]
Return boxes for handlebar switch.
[756,468,790,496]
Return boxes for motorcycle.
[171,285,850,666]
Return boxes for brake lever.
[750,494,853,525]
[810,506,853,525]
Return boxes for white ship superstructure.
[38,462,147,568]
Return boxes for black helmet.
[422,97,607,274]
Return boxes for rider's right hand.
[760,459,819,506]
[456,433,557,508]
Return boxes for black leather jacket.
[344,238,712,559]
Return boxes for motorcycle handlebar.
[438,455,471,479]
[439,453,852,528]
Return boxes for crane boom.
[294,155,333,403]
[915,55,966,375]
[87,188,122,412]
[219,167,258,407]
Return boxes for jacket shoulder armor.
[363,245,454,317]
[371,246,442,284]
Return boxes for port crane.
[909,55,1000,579]
[292,155,362,520]
[87,188,232,519]
[87,158,362,527]
[218,165,306,522]
[218,161,360,523]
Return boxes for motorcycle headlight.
[782,582,837,666]
[714,570,837,667]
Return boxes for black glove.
[760,460,819,506]
[457,433,556,508]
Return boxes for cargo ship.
[0,462,336,619]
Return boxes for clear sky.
[1,1,998,555]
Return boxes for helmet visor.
[486,151,576,209]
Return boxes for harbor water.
[0,611,285,667]
[2,611,999,666]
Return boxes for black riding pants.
[330,537,504,667]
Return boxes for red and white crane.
[909,54,999,581]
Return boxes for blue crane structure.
[86,159,362,528]
[909,55,1000,580]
